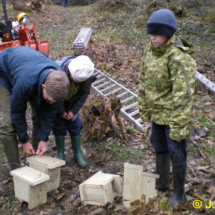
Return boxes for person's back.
[0,46,70,171]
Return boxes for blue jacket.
[0,46,62,143]
[56,56,96,115]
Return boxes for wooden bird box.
[10,166,50,209]
[27,155,65,191]
[79,171,122,206]
[123,163,159,208]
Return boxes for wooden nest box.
[27,155,65,191]
[79,171,122,206]
[10,166,50,209]
[123,163,159,208]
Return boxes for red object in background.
[0,24,49,57]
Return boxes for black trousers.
[150,122,187,165]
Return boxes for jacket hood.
[174,36,195,55]
[149,35,195,56]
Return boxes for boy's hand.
[66,111,74,120]
[36,141,48,155]
[61,112,67,119]
[23,142,35,155]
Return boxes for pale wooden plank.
[28,182,48,209]
[27,155,65,169]
[112,175,123,197]
[142,174,157,203]
[10,167,50,186]
[142,172,159,179]
[83,171,114,185]
[123,163,143,208]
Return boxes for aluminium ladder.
[72,28,215,132]
[91,69,215,133]
[195,71,215,93]
[92,69,145,132]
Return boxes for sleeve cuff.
[38,132,48,142]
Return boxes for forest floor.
[0,0,215,214]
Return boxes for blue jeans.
[53,113,83,137]
[59,0,67,7]
[150,122,187,164]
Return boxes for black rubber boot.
[156,153,170,191]
[55,136,65,160]
[169,163,186,207]
[32,128,40,152]
[2,135,20,171]
[71,136,87,168]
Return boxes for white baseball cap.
[68,55,94,82]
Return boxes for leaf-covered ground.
[0,0,215,214]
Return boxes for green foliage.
[109,144,142,160]
[187,145,198,152]
[158,200,169,211]
[93,141,142,160]
[126,127,135,134]
[0,146,4,164]
[97,0,139,12]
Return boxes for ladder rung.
[96,75,103,79]
[129,109,139,117]
[121,102,138,111]
[121,96,135,104]
[120,108,144,132]
[104,88,121,96]
[100,84,116,92]
[136,118,142,123]
[116,92,128,98]
[96,81,111,89]
[93,78,106,85]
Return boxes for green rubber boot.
[71,136,87,168]
[2,135,20,171]
[55,136,65,160]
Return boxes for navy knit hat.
[147,9,177,38]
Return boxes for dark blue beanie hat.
[147,9,177,38]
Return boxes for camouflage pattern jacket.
[138,35,197,141]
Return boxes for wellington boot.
[156,153,170,191]
[2,135,20,171]
[71,136,87,168]
[32,128,40,152]
[169,163,186,207]
[55,136,65,160]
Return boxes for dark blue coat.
[0,46,62,143]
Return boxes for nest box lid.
[10,166,50,186]
[27,155,65,169]
[81,171,115,186]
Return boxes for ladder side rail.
[195,71,215,93]
[94,69,138,99]
[120,108,144,132]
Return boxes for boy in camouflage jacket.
[138,9,196,207]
